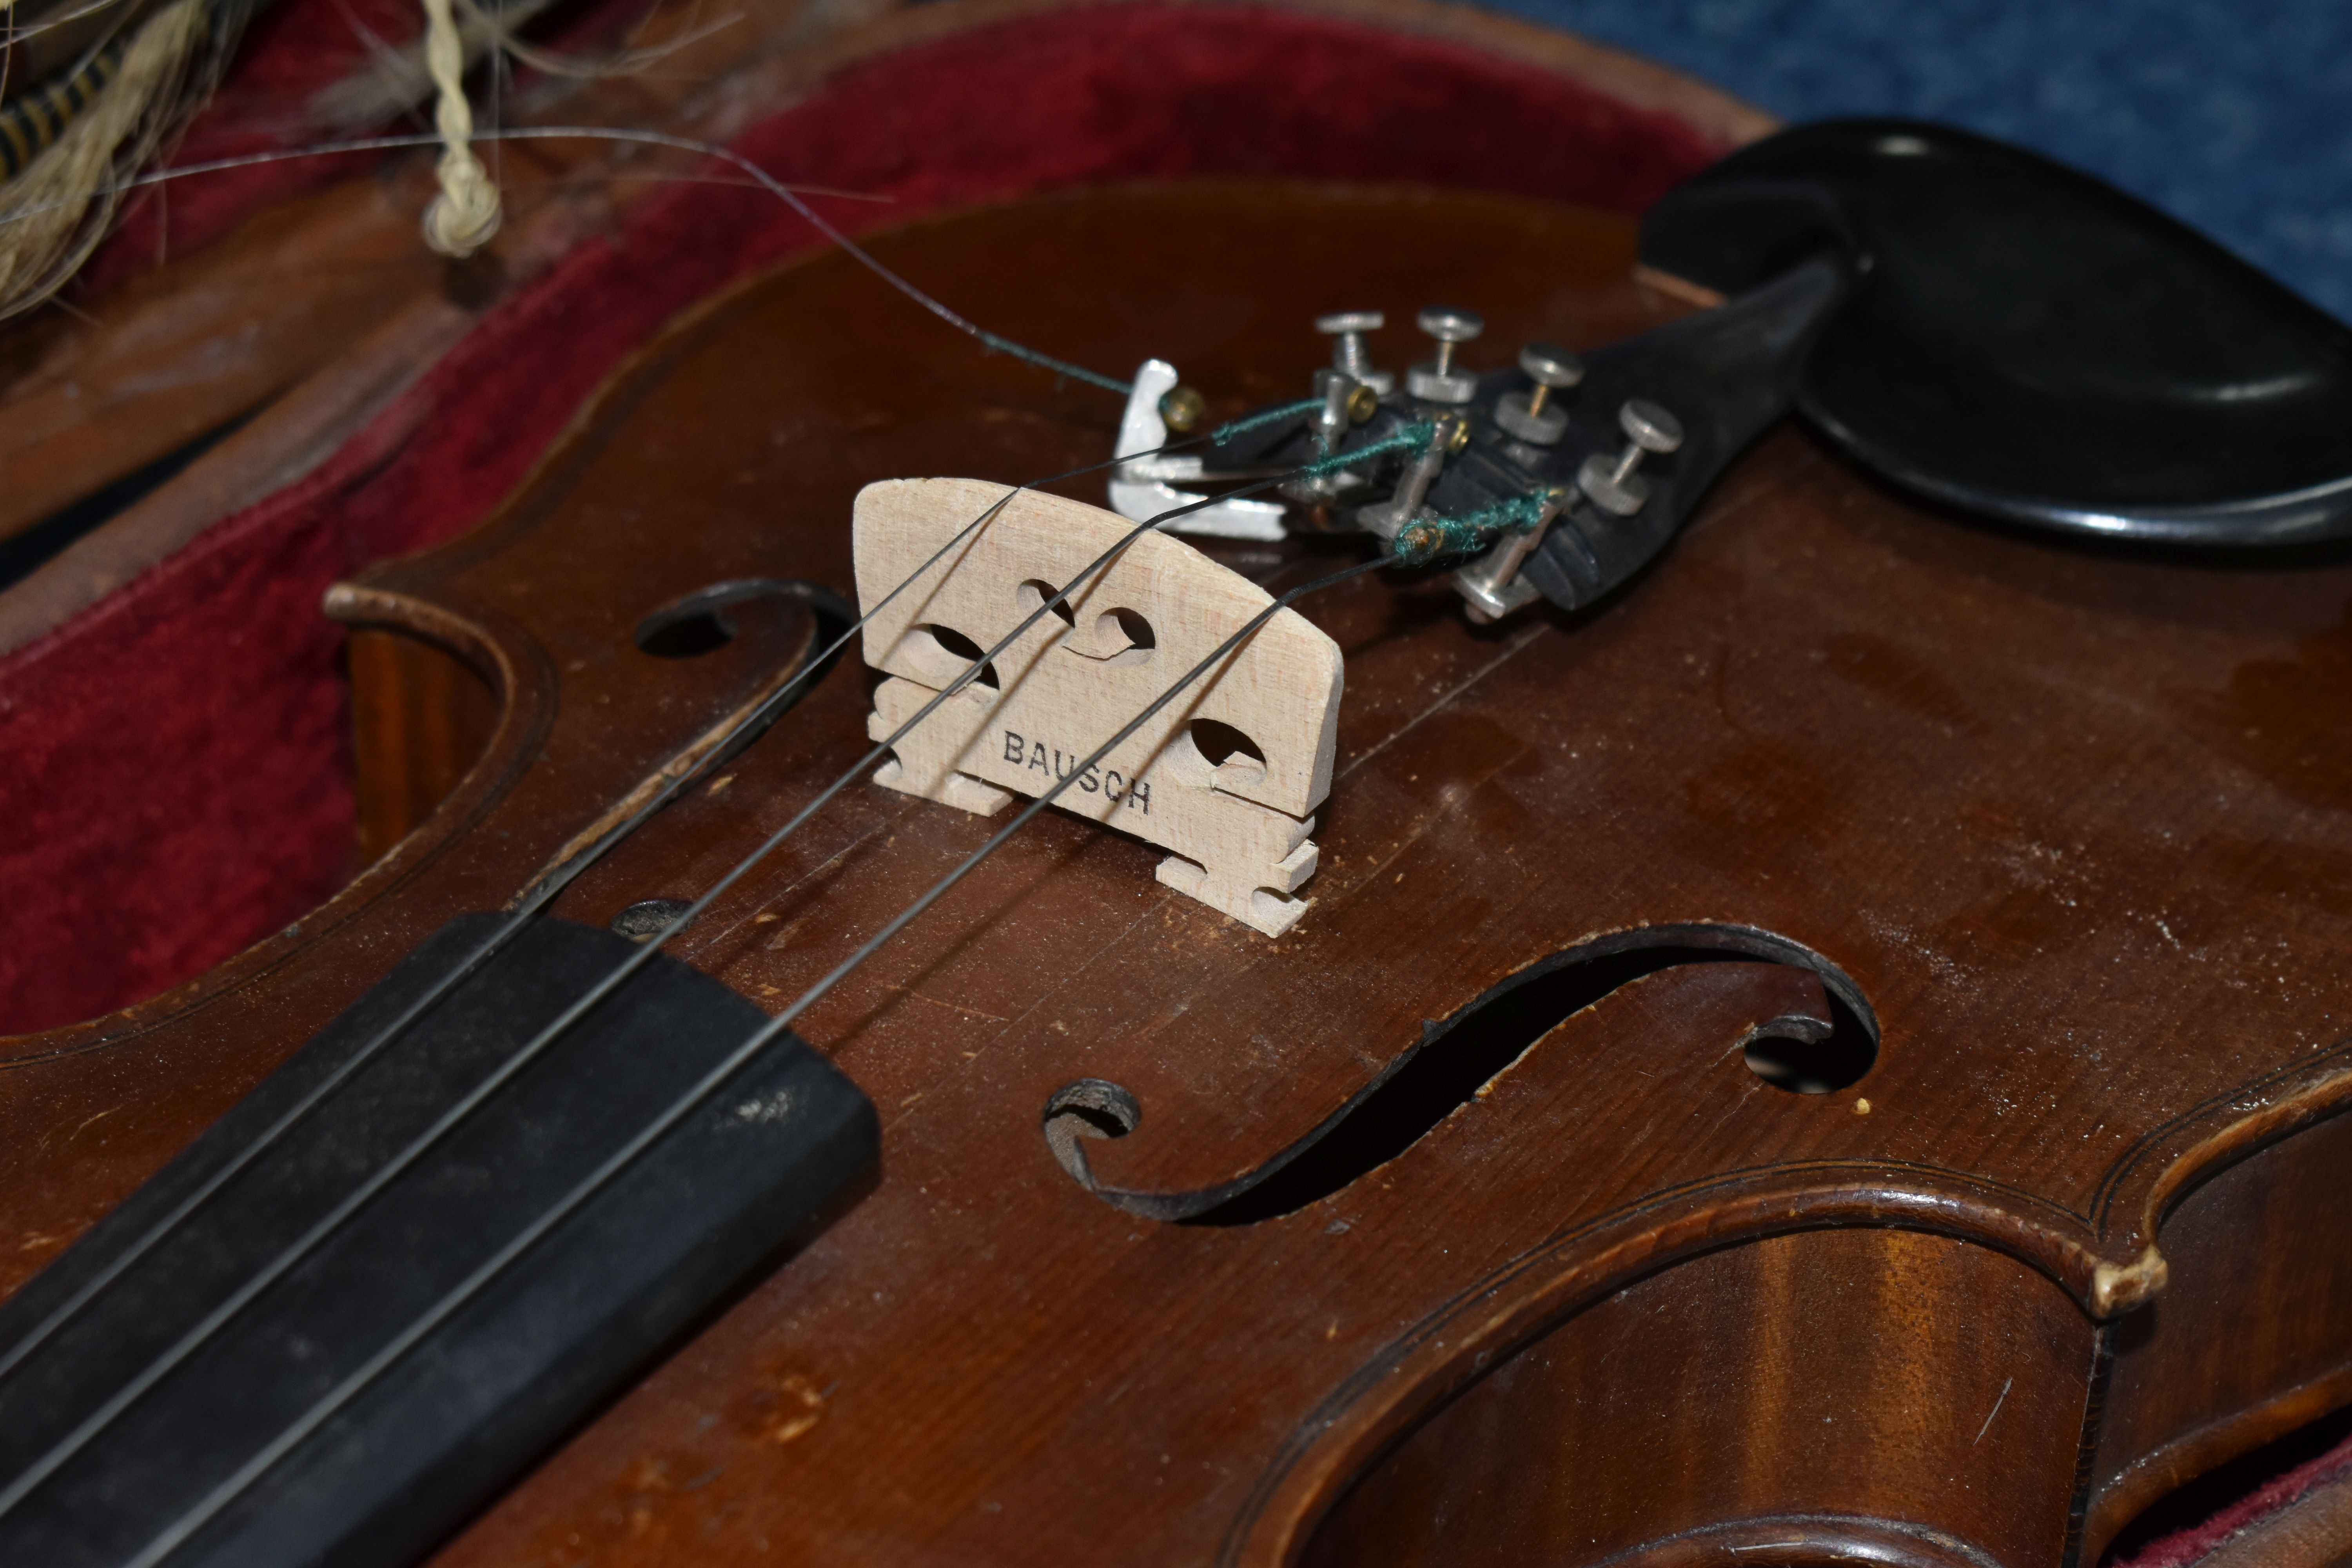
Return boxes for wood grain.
[0,0,1770,655]
[348,626,500,864]
[1302,1227,2096,1568]
[855,477,1344,934]
[2,181,2347,1566]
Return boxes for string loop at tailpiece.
[1211,397,1322,446]
[1390,486,1558,567]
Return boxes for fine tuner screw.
[1309,368,1380,459]
[1454,483,1571,624]
[1355,414,1469,539]
[1493,341,1584,446]
[1405,306,1483,405]
[1577,398,1684,516]
[1317,310,1394,396]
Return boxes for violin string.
[0,441,1237,1393]
[0,118,1271,1396]
[8,126,1136,392]
[119,549,1388,1568]
[2,0,140,48]
[0,473,1020,1396]
[0,421,1381,1518]
[0,107,1377,1514]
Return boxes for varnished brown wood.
[2190,1465,2352,1568]
[2087,1112,2352,1559]
[0,0,1769,656]
[0,176,446,548]
[347,627,500,864]
[1302,1228,2096,1568]
[7,180,2352,1566]
[0,0,889,649]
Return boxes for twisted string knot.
[420,0,500,257]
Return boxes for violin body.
[6,181,2352,1566]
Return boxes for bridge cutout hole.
[1016,579,1078,630]
[902,623,1000,689]
[1088,606,1157,664]
[1172,719,1267,789]
[1183,937,1876,1226]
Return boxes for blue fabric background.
[1474,0,2352,322]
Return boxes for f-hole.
[1744,1012,1873,1093]
[635,579,853,664]
[1042,1080,1142,1187]
[1178,929,1876,1225]
[633,580,855,767]
[361,577,848,897]
[637,588,746,658]
[638,608,733,659]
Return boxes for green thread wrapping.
[1389,489,1557,567]
[971,329,1132,395]
[1209,397,1321,446]
[1294,421,1437,482]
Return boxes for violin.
[3,123,2351,1568]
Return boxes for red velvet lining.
[84,0,655,293]
[1,3,1732,1034]
[2112,1425,2352,1568]
[81,0,430,296]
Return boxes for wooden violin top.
[3,181,2349,1566]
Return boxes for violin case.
[0,0,1759,1033]
[2,0,2348,1561]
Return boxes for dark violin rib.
[1642,118,2352,544]
[0,916,877,1568]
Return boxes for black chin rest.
[1643,118,2352,545]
